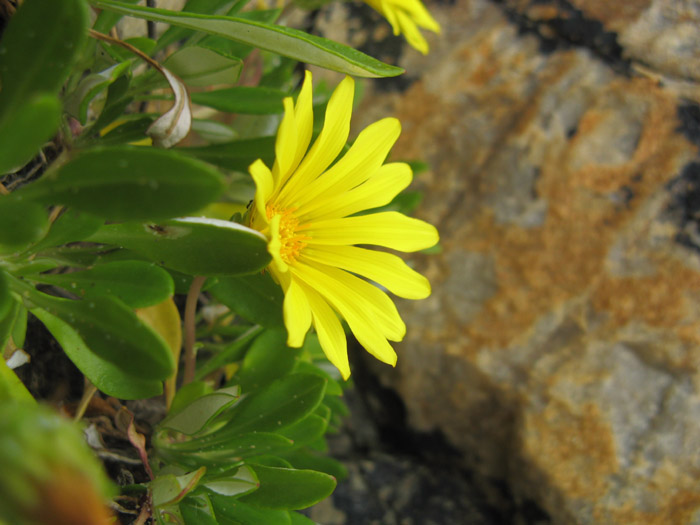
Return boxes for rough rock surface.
[315,0,700,523]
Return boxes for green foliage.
[0,0,432,521]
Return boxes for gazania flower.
[247,71,438,379]
[364,0,441,55]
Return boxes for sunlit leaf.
[241,465,336,510]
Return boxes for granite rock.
[315,0,700,523]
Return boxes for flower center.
[266,205,308,264]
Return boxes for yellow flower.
[248,71,438,379]
[364,0,441,55]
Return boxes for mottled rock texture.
[316,0,700,523]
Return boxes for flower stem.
[182,276,206,385]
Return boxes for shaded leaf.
[0,198,49,252]
[160,385,240,435]
[210,272,283,328]
[240,465,336,510]
[180,136,275,172]
[237,328,300,392]
[210,495,290,525]
[191,87,285,115]
[165,45,242,87]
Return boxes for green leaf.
[0,94,61,174]
[281,450,347,481]
[241,465,336,510]
[87,218,270,276]
[160,385,240,435]
[11,301,27,349]
[278,414,328,448]
[293,361,342,396]
[152,467,206,507]
[31,307,163,399]
[32,261,174,309]
[17,147,224,221]
[0,298,20,351]
[210,272,283,328]
[0,0,88,116]
[92,0,141,33]
[87,0,403,78]
[165,45,242,87]
[29,292,174,380]
[180,494,219,525]
[169,380,213,415]
[219,373,327,436]
[0,358,33,403]
[96,116,153,146]
[290,512,316,525]
[180,136,275,172]
[195,326,262,381]
[191,87,286,115]
[165,433,294,465]
[29,209,104,253]
[0,198,49,252]
[204,464,258,497]
[64,62,131,124]
[0,270,10,321]
[210,496,291,525]
[237,328,300,392]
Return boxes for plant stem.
[182,276,206,385]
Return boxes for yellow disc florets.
[266,205,308,264]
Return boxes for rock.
[315,0,700,523]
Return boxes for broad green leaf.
[241,465,336,510]
[64,62,131,124]
[30,209,103,253]
[0,0,88,115]
[197,9,282,61]
[204,465,258,497]
[164,45,242,87]
[237,328,301,392]
[290,512,316,525]
[32,261,174,308]
[0,270,10,321]
[88,0,403,78]
[210,272,283,328]
[195,326,263,381]
[29,292,174,380]
[87,218,270,276]
[210,496,290,525]
[180,494,219,525]
[169,381,212,416]
[160,385,240,435]
[293,361,342,396]
[31,307,163,399]
[0,94,61,174]
[219,373,327,436]
[0,198,49,252]
[17,147,224,221]
[0,358,33,402]
[191,87,285,115]
[180,136,275,172]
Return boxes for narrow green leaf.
[164,433,293,464]
[241,465,336,510]
[203,465,258,497]
[0,270,10,321]
[210,272,283,328]
[191,87,285,115]
[87,218,270,276]
[180,494,219,525]
[0,198,49,252]
[17,147,224,221]
[195,326,263,381]
[88,0,403,78]
[29,292,174,380]
[31,307,163,399]
[220,373,327,436]
[64,62,131,124]
[280,450,348,481]
[0,0,89,115]
[160,385,240,435]
[164,45,242,87]
[293,361,343,396]
[11,301,27,349]
[278,414,328,447]
[211,496,291,525]
[0,94,61,174]
[180,136,275,172]
[0,358,33,402]
[237,328,300,392]
[92,0,141,33]
[0,299,20,351]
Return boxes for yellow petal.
[293,261,403,364]
[279,76,355,207]
[272,97,297,184]
[397,10,429,54]
[398,0,440,31]
[305,211,439,252]
[302,245,431,299]
[299,280,350,379]
[249,159,273,227]
[293,118,402,211]
[284,278,312,347]
[299,162,412,221]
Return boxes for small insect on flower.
[247,71,439,379]
[363,0,441,55]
